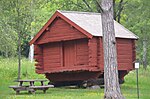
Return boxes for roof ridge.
[57,10,101,15]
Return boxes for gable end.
[30,11,93,45]
[36,17,87,44]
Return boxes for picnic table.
[9,79,54,94]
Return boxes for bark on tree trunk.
[17,31,21,80]
[143,39,147,70]
[100,0,125,99]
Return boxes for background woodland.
[0,0,150,69]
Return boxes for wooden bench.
[9,79,54,94]
[9,85,54,94]
[29,85,54,93]
[9,86,33,94]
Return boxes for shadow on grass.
[9,91,53,95]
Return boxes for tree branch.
[95,0,103,13]
[115,0,128,23]
[73,2,85,10]
[82,0,93,12]
[113,0,116,20]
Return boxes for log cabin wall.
[99,37,104,71]
[132,40,136,70]
[98,38,135,71]
[88,37,98,67]
[117,39,134,70]
[97,37,101,70]
[34,45,44,73]
[34,36,135,73]
[75,39,89,66]
[41,39,89,73]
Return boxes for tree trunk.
[17,31,21,80]
[5,46,8,58]
[143,39,147,70]
[16,0,21,80]
[100,0,125,99]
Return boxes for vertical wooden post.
[135,60,140,99]
[136,68,139,99]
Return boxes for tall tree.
[0,0,18,57]
[100,0,124,98]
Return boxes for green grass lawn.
[0,58,150,99]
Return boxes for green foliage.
[0,1,17,57]
[0,57,44,80]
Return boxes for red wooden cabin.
[30,10,138,86]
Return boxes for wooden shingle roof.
[30,10,138,45]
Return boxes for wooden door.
[63,41,75,67]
